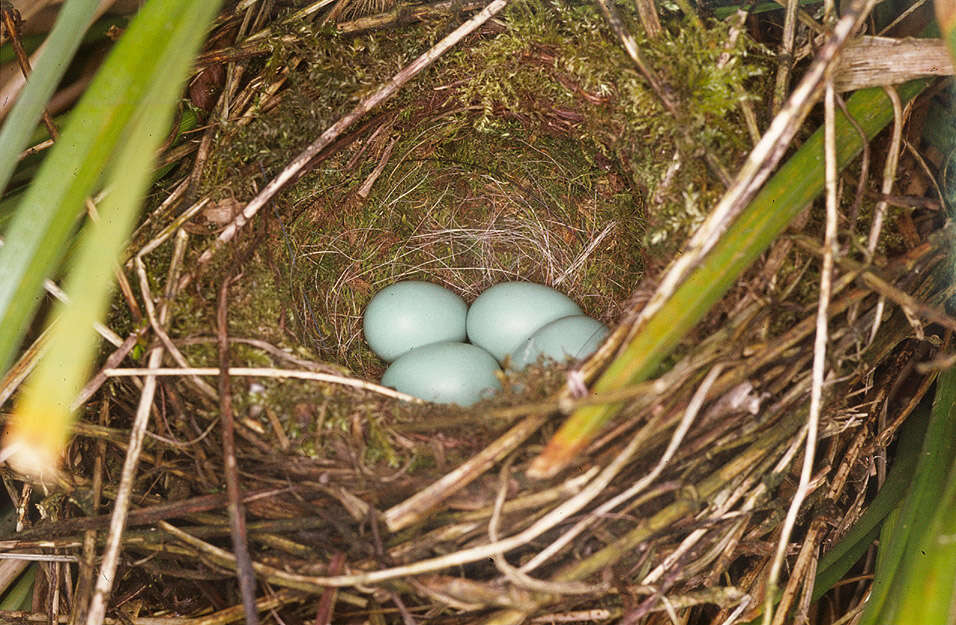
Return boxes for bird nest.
[2,1,950,624]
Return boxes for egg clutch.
[363,281,609,406]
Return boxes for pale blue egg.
[466,282,582,363]
[363,281,467,362]
[381,342,501,406]
[510,315,609,370]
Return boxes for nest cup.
[195,0,760,381]
[284,121,642,379]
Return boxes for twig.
[41,279,123,347]
[173,337,348,373]
[129,177,190,245]
[313,552,345,625]
[384,411,551,531]
[357,137,396,198]
[1,488,294,545]
[878,0,929,34]
[131,263,217,402]
[791,237,956,333]
[70,400,108,625]
[0,327,49,410]
[84,229,189,625]
[865,87,905,345]
[0,554,78,562]
[490,458,603,595]
[633,0,662,38]
[71,330,144,411]
[18,138,54,160]
[130,198,209,264]
[0,4,58,139]
[157,521,370,597]
[216,273,259,625]
[83,315,161,625]
[865,87,905,257]
[181,0,510,289]
[763,81,840,625]
[102,367,422,403]
[771,0,803,114]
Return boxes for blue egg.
[509,315,609,370]
[466,282,582,363]
[381,342,501,406]
[363,281,467,362]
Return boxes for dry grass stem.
[215,273,259,625]
[833,37,953,92]
[763,80,840,625]
[102,367,423,403]
[772,0,803,114]
[41,279,123,347]
[521,365,724,574]
[85,232,189,625]
[865,87,905,344]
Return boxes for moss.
[159,0,772,465]
[454,0,771,252]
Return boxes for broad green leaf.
[1,0,223,478]
[0,0,213,375]
[0,0,100,195]
[891,449,956,624]
[0,564,35,610]
[859,367,956,625]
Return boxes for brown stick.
[633,0,662,38]
[0,488,294,546]
[216,273,259,625]
[0,5,58,140]
[69,401,108,625]
[313,552,346,625]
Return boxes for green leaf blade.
[1,0,223,477]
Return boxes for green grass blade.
[533,79,927,474]
[0,0,212,376]
[0,0,101,196]
[1,0,222,477]
[811,398,931,601]
[0,564,35,610]
[858,367,956,625]
[892,445,956,624]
